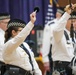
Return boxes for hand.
[43,62,51,72]
[30,12,36,24]
[64,4,75,14]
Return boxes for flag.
[45,0,59,25]
[45,0,55,24]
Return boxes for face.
[0,18,10,31]
[12,27,23,37]
[56,12,62,19]
[73,19,76,31]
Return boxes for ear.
[12,30,16,37]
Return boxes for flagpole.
[53,0,59,7]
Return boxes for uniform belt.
[0,61,5,65]
[53,61,70,63]
[6,64,33,75]
[53,61,70,68]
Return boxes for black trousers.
[0,61,6,75]
[53,61,72,75]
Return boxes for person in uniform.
[41,4,76,75]
[3,12,42,75]
[50,4,75,75]
[0,13,10,75]
[41,7,64,75]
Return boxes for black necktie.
[20,44,34,71]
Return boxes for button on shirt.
[2,21,42,75]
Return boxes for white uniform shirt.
[41,12,75,63]
[0,28,5,62]
[52,12,74,62]
[3,21,42,75]
[41,19,59,63]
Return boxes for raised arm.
[53,4,74,42]
[4,12,36,54]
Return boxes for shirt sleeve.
[4,21,34,54]
[53,12,71,42]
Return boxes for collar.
[0,28,5,34]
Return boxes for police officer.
[51,4,75,75]
[41,7,64,75]
[0,13,10,75]
[41,4,76,75]
[3,12,42,75]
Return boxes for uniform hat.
[7,19,26,29]
[70,11,76,19]
[57,7,64,14]
[0,13,10,20]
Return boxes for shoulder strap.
[48,44,52,61]
[48,21,55,26]
[64,30,69,40]
[20,44,34,71]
